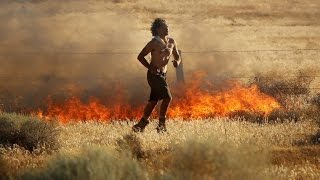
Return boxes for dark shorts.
[147,70,172,102]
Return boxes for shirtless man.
[132,18,181,133]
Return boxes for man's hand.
[173,60,178,68]
[161,43,174,57]
[161,48,172,56]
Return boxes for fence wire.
[0,48,319,55]
[0,48,319,89]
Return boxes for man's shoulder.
[167,37,176,44]
[145,39,158,48]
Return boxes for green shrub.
[0,117,19,146]
[20,147,147,180]
[0,113,60,152]
[19,119,59,151]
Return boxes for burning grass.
[1,71,318,124]
[27,71,282,123]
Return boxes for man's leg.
[132,100,158,132]
[157,97,172,133]
[143,100,158,118]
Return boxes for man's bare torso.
[150,37,175,74]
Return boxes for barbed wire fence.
[0,48,319,89]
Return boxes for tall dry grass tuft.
[311,93,320,107]
[267,109,299,123]
[0,154,9,180]
[0,113,60,152]
[310,129,320,144]
[310,94,320,123]
[160,139,272,180]
[306,97,320,144]
[20,147,148,180]
[228,111,264,123]
[0,116,318,179]
[116,134,146,159]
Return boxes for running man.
[132,18,181,133]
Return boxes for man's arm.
[137,41,154,69]
[171,39,181,67]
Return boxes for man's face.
[157,23,169,36]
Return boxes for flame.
[37,97,143,123]
[35,71,281,122]
[169,72,280,118]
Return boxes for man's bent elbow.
[137,54,144,62]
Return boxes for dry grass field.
[0,113,319,179]
[0,0,320,179]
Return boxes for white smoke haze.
[0,0,319,111]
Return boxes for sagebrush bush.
[161,139,272,180]
[20,147,148,180]
[0,113,60,152]
[0,117,19,146]
[19,119,60,151]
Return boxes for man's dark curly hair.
[151,18,166,36]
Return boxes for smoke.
[1,0,317,113]
[172,21,244,82]
[0,1,149,110]
[0,1,242,112]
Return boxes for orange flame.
[37,97,143,123]
[169,72,280,118]
[35,71,281,122]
